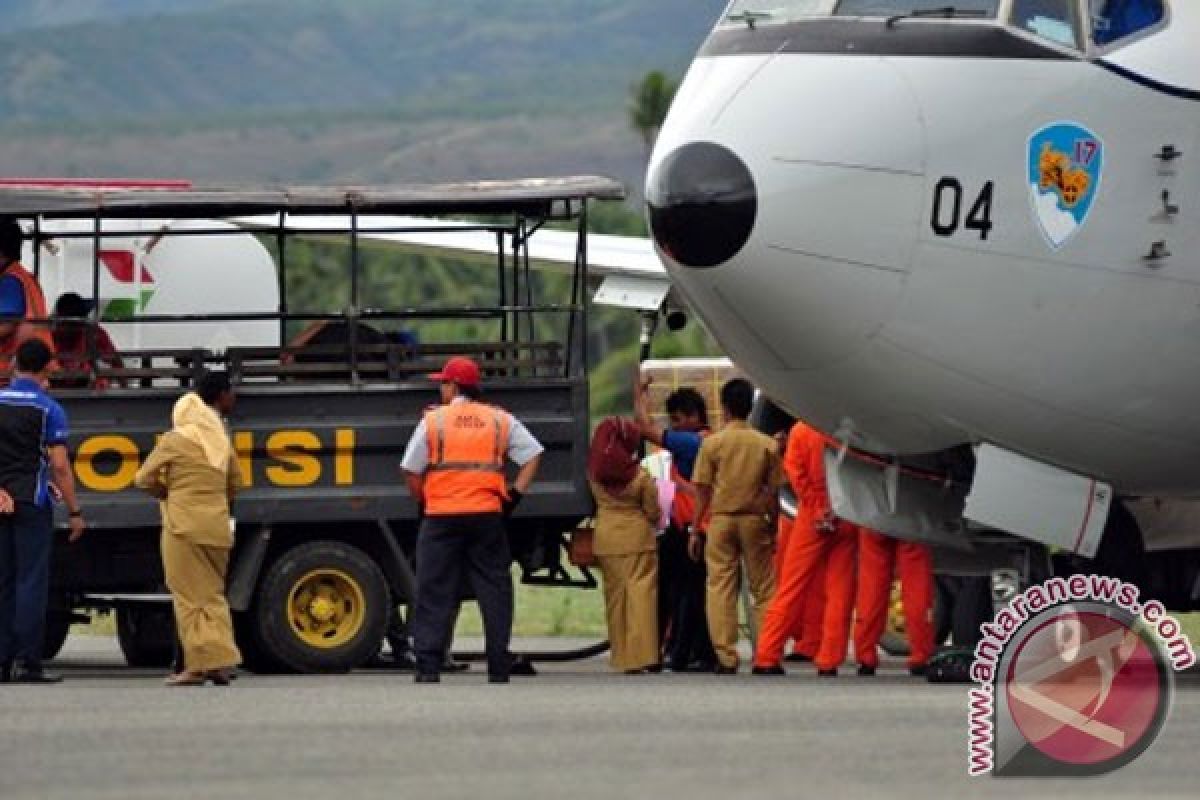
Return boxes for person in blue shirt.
[634,373,716,672]
[0,339,85,683]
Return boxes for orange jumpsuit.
[755,421,857,672]
[775,509,825,659]
[853,529,935,669]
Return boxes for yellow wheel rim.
[287,568,366,649]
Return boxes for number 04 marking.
[931,178,994,240]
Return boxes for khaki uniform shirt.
[134,432,245,548]
[692,419,784,515]
[589,471,660,556]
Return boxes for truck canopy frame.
[1,175,625,388]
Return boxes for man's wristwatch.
[68,509,83,518]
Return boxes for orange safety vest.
[0,261,55,377]
[423,401,512,516]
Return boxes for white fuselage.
[649,10,1200,496]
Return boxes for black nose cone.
[647,142,757,269]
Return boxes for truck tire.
[116,606,176,668]
[253,541,389,674]
[42,611,73,662]
[233,609,288,674]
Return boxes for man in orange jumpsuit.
[773,428,824,662]
[753,420,857,676]
[853,529,935,676]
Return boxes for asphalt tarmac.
[1,635,1197,800]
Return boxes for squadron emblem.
[1027,123,1104,249]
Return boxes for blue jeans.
[0,502,54,669]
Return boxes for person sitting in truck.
[50,293,124,389]
[0,218,54,383]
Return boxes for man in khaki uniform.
[690,379,782,673]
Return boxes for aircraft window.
[1010,0,1083,48]
[833,0,999,15]
[720,0,836,27]
[1090,0,1165,46]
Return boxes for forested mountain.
[0,0,725,192]
[0,0,725,126]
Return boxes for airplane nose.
[646,142,756,269]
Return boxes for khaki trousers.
[705,513,777,669]
[162,534,241,672]
[596,551,659,671]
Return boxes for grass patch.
[456,576,607,638]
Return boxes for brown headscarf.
[588,416,642,493]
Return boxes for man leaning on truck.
[401,356,543,684]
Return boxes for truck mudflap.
[227,526,272,613]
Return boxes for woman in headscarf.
[135,373,244,686]
[588,417,660,674]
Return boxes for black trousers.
[658,525,715,668]
[412,513,513,677]
[0,503,54,670]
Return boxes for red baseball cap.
[429,356,481,388]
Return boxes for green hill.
[0,0,725,127]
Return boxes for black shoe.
[488,674,510,684]
[367,651,418,671]
[784,653,813,664]
[644,663,663,674]
[909,664,927,677]
[687,660,717,673]
[857,664,876,676]
[817,668,838,678]
[0,661,12,683]
[12,667,62,684]
[391,653,418,671]
[509,655,537,676]
[414,672,440,684]
[714,664,737,675]
[752,665,786,676]
[441,660,470,673]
